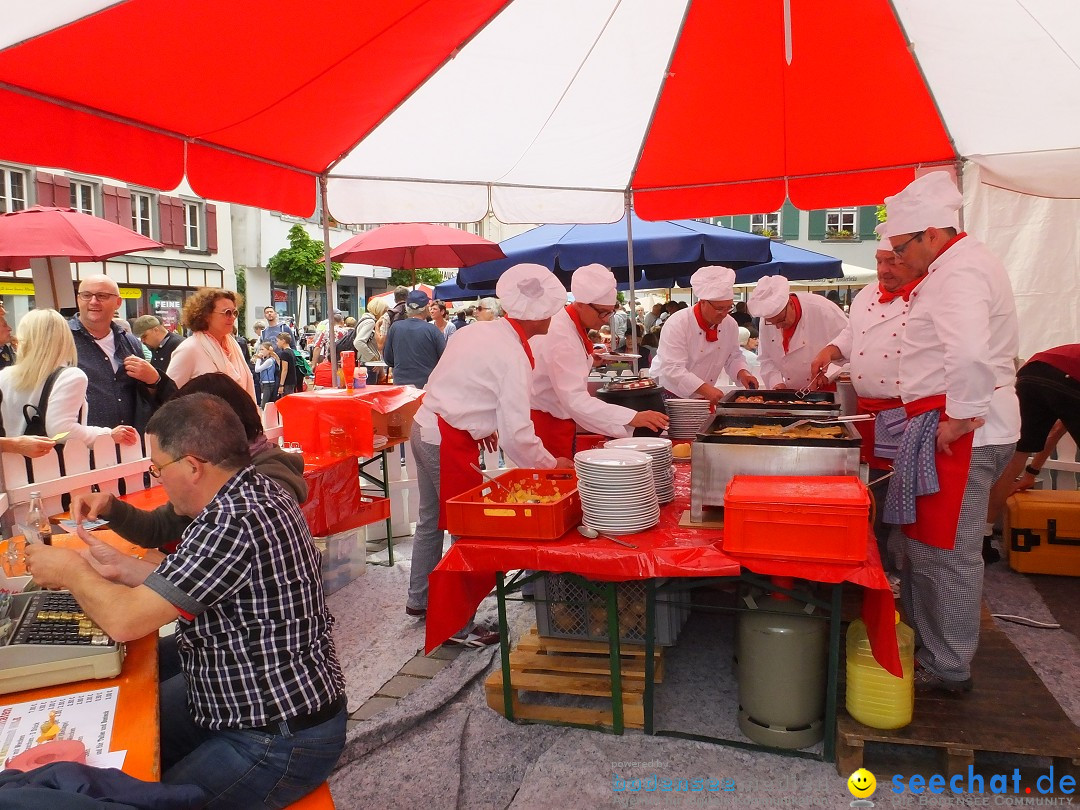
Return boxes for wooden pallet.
[485,627,664,730]
[837,606,1080,777]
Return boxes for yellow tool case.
[1004,489,1080,576]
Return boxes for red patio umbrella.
[329,223,505,287]
[0,206,163,271]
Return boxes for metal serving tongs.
[793,369,826,399]
[780,414,876,433]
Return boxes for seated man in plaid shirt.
[27,393,346,808]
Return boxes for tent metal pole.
[320,175,339,387]
[624,194,639,371]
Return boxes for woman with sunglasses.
[166,288,257,403]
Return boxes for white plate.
[574,449,652,468]
[604,437,671,452]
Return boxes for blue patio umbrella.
[455,213,773,291]
[436,221,843,301]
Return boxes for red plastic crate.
[723,475,869,563]
[445,469,581,540]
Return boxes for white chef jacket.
[898,235,1020,447]
[413,318,556,469]
[530,308,636,438]
[649,307,747,398]
[758,292,849,389]
[829,283,907,399]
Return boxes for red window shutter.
[116,187,133,230]
[103,185,120,224]
[53,176,71,208]
[158,196,183,247]
[206,203,217,252]
[35,171,54,206]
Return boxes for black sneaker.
[405,605,426,618]
[914,668,973,694]
[982,535,1001,565]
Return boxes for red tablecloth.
[426,464,901,676]
[301,454,365,537]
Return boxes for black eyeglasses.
[588,304,615,319]
[149,454,208,478]
[892,231,925,257]
[78,291,119,302]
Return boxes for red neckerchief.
[932,231,967,263]
[780,294,801,353]
[504,317,535,369]
[878,277,923,304]
[692,302,719,342]
[565,305,593,357]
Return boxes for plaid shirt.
[145,467,345,730]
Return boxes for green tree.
[234,265,247,331]
[267,225,342,314]
[388,267,445,288]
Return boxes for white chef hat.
[690,265,735,300]
[874,224,892,252]
[878,171,962,238]
[747,275,791,318]
[570,263,616,306]
[495,263,566,320]
[737,326,752,347]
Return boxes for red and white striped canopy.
[2,0,1079,223]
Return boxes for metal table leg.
[360,448,394,567]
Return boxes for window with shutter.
[183,200,204,250]
[69,179,98,216]
[206,204,218,252]
[131,191,156,238]
[749,211,780,237]
[824,208,857,239]
[808,209,828,240]
[0,165,29,214]
[731,215,751,232]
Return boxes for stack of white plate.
[604,437,674,503]
[665,398,713,439]
[574,449,660,535]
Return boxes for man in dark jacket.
[69,275,176,430]
[131,315,185,377]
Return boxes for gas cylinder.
[736,585,827,749]
[845,613,914,730]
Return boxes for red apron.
[436,414,483,531]
[530,409,576,459]
[855,395,903,470]
[902,394,974,550]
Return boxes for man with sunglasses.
[747,274,849,391]
[69,274,175,431]
[530,264,668,457]
[651,266,759,405]
[876,171,1019,695]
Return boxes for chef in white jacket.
[650,266,758,405]
[529,264,668,458]
[747,275,849,390]
[406,264,573,640]
[876,171,1019,694]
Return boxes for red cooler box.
[1004,489,1080,576]
[723,475,869,563]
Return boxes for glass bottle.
[27,491,52,546]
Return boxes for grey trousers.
[407,433,447,611]
[901,443,1014,680]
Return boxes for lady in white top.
[428,299,457,338]
[0,309,137,448]
[166,288,258,403]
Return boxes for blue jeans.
[160,674,346,809]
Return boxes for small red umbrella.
[0,206,163,271]
[329,223,504,286]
